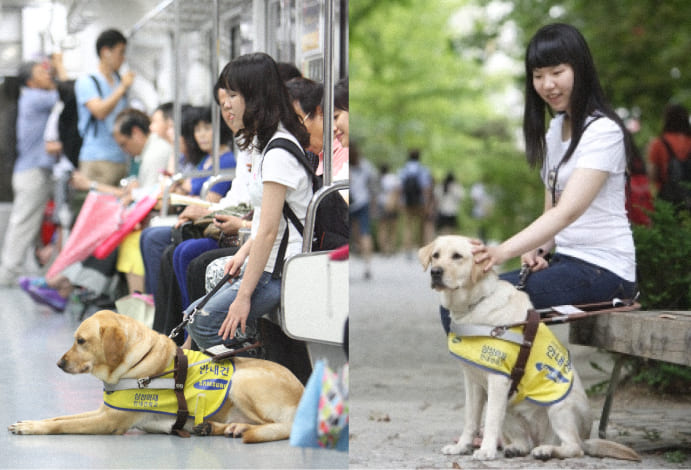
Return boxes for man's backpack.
[56,74,114,166]
[402,172,422,207]
[659,138,691,209]
[265,138,349,278]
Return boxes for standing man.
[0,57,64,286]
[75,28,135,186]
[399,148,433,255]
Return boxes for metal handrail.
[199,170,236,200]
[159,172,184,216]
[301,179,349,253]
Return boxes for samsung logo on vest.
[193,379,228,391]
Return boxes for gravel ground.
[348,252,691,469]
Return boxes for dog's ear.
[418,241,436,271]
[470,259,487,284]
[101,324,126,370]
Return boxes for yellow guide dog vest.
[448,323,573,405]
[103,350,234,423]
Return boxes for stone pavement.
[348,252,691,469]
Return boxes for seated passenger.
[183,52,312,351]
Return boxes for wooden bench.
[569,310,691,437]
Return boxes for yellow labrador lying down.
[419,236,639,461]
[9,310,303,442]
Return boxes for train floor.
[0,284,348,469]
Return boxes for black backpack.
[659,138,691,209]
[56,74,115,166]
[265,138,349,278]
[402,172,422,207]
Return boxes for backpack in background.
[626,173,653,226]
[56,74,116,167]
[402,172,422,207]
[659,138,691,210]
[265,138,349,278]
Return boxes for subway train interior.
[1,0,349,467]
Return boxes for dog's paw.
[193,422,212,436]
[8,421,34,435]
[531,445,555,461]
[441,442,473,455]
[504,444,529,458]
[472,447,498,460]
[223,422,250,438]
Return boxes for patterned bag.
[290,360,348,451]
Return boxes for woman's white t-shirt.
[540,114,635,282]
[247,126,312,273]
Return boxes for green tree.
[350,0,544,241]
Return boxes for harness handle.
[169,272,235,339]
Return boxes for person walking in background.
[349,143,377,279]
[75,28,134,187]
[399,149,432,255]
[646,103,691,210]
[469,181,493,242]
[376,163,401,255]
[435,171,464,235]
[0,57,65,286]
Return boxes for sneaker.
[18,276,49,291]
[24,284,68,312]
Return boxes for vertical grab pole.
[162,0,182,217]
[211,0,221,176]
[322,0,334,187]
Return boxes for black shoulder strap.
[660,137,679,161]
[83,75,104,138]
[264,138,312,279]
[265,138,318,187]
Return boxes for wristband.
[90,181,98,192]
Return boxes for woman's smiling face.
[532,63,574,114]
[220,87,246,134]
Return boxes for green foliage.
[632,200,691,309]
[628,357,691,395]
[664,450,688,464]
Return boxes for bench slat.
[569,310,691,366]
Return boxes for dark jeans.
[439,253,637,335]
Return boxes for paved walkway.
[349,252,691,469]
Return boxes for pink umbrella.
[46,191,124,279]
[93,194,159,259]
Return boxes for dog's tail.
[583,438,641,461]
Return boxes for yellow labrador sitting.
[419,236,639,461]
[9,310,303,442]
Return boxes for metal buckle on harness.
[491,326,505,337]
[137,378,151,389]
[187,307,200,325]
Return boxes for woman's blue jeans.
[439,253,637,335]
[185,269,281,351]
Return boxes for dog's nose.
[431,266,443,279]
[57,358,67,371]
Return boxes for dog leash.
[515,263,531,290]
[169,272,235,340]
[490,297,641,338]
